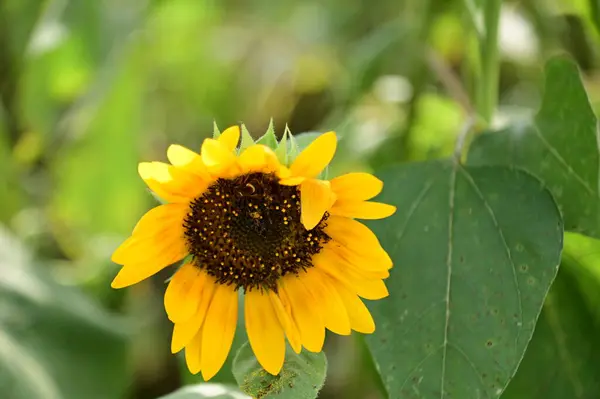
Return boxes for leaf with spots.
[501,233,600,398]
[366,160,563,399]
[468,57,600,237]
[232,342,327,399]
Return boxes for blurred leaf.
[158,383,249,399]
[562,232,600,320]
[232,341,327,399]
[501,238,600,398]
[0,226,128,399]
[51,42,146,240]
[0,0,44,59]
[366,161,563,398]
[591,0,600,35]
[0,110,23,222]
[468,57,599,237]
[409,93,463,161]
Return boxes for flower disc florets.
[183,172,330,291]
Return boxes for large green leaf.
[158,383,249,399]
[468,57,599,237]
[232,342,327,399]
[0,227,129,399]
[501,247,600,398]
[366,161,563,399]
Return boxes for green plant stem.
[476,0,502,125]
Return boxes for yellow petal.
[245,289,285,375]
[300,179,335,230]
[129,203,188,238]
[171,275,216,353]
[167,144,212,181]
[164,264,205,323]
[289,131,337,178]
[112,234,186,269]
[312,249,389,300]
[185,328,203,374]
[110,233,186,288]
[281,275,325,353]
[218,125,241,152]
[200,284,238,380]
[328,241,392,272]
[325,216,391,264]
[269,290,302,354]
[329,278,375,334]
[277,165,292,179]
[112,262,171,289]
[315,245,388,280]
[299,269,351,335]
[330,173,383,201]
[279,176,306,186]
[201,138,241,177]
[111,205,187,265]
[354,278,389,300]
[138,162,206,202]
[330,201,396,220]
[239,145,281,174]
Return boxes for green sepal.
[212,120,221,139]
[286,129,300,162]
[274,124,290,164]
[239,123,255,152]
[256,118,278,149]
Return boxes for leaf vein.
[532,125,596,196]
[440,162,458,398]
[448,342,491,399]
[458,166,524,358]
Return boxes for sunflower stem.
[453,116,476,164]
[473,0,501,125]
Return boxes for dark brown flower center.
[183,172,330,291]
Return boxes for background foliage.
[1,0,600,398]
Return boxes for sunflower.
[111,125,396,380]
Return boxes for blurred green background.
[1,0,600,398]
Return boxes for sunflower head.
[111,124,396,380]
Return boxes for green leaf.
[366,160,563,399]
[51,41,146,237]
[0,227,128,399]
[232,341,327,399]
[239,123,255,151]
[158,383,249,399]
[256,118,278,149]
[468,57,599,237]
[501,235,600,398]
